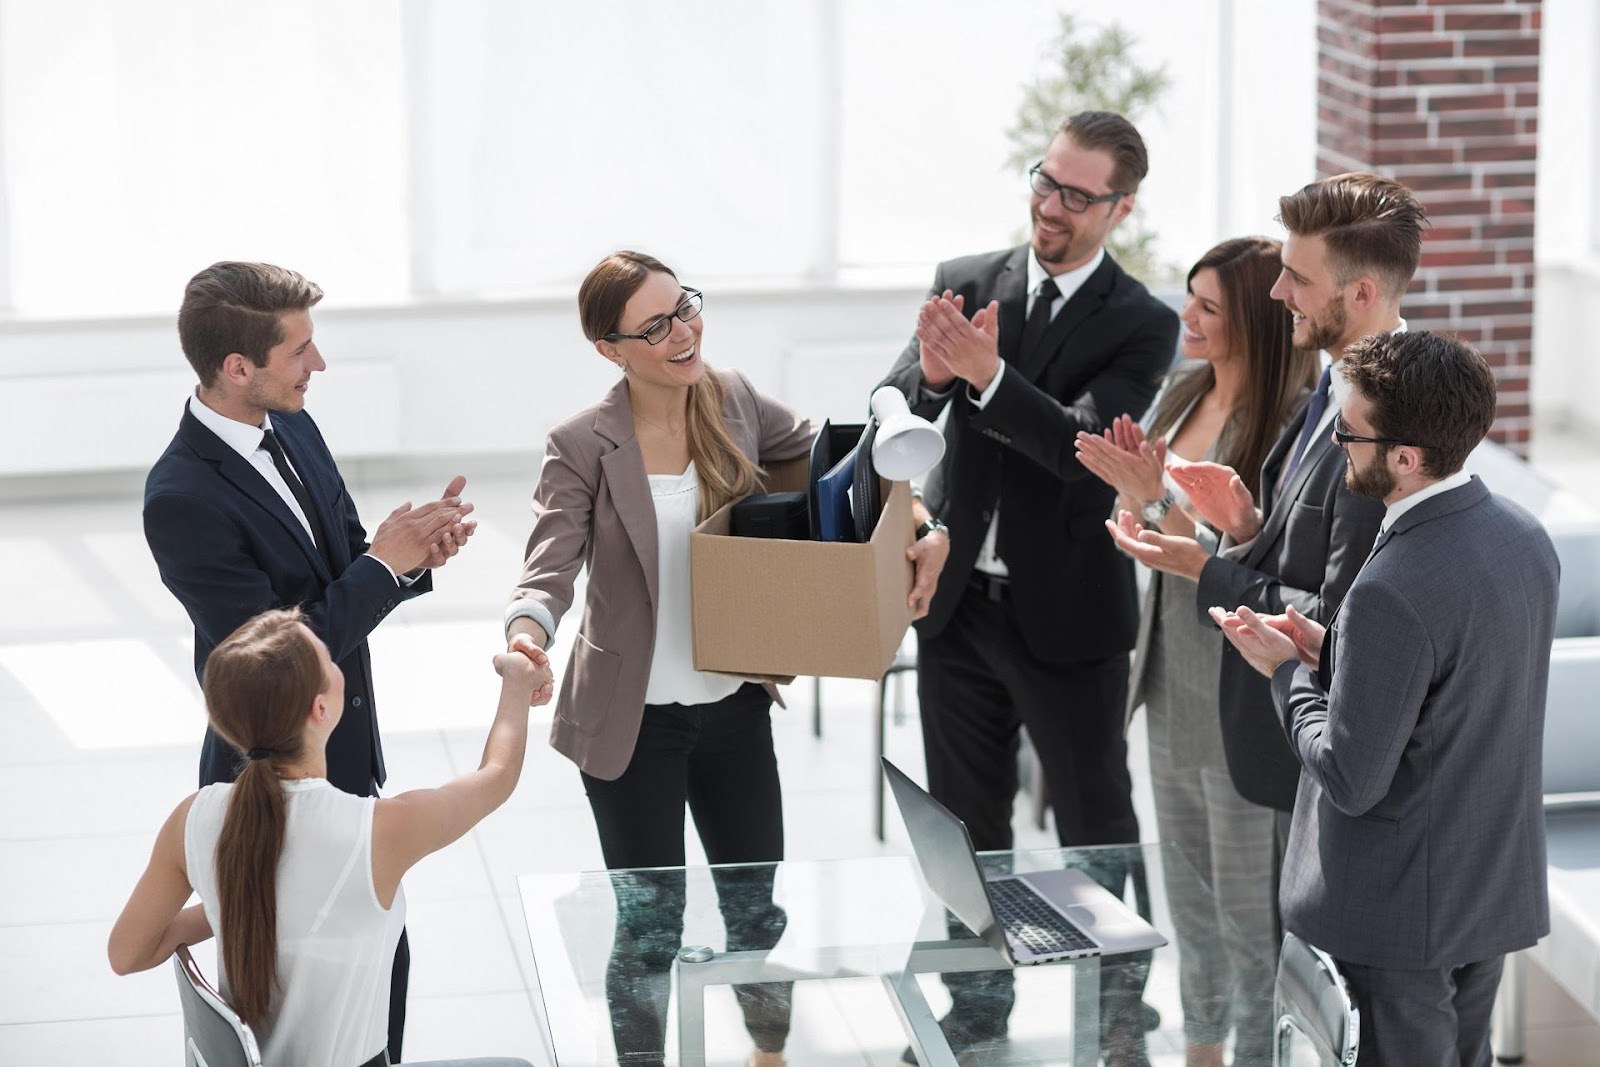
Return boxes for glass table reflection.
[517,844,1275,1066]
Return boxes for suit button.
[351,697,362,708]
[981,510,993,523]
[385,600,397,610]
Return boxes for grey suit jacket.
[1195,403,1385,809]
[1273,477,1558,968]
[506,369,814,780]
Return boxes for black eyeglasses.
[1332,412,1430,450]
[603,288,703,345]
[1028,164,1126,213]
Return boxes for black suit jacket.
[1194,401,1384,811]
[143,405,429,796]
[879,246,1178,664]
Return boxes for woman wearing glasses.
[1075,237,1317,1067]
[503,250,809,1067]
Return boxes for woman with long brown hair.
[1075,236,1317,1067]
[108,608,551,1067]
[504,250,945,1067]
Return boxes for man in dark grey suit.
[1108,173,1425,824]
[1216,331,1558,1066]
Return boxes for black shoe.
[897,1013,1008,1065]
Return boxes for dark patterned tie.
[1016,277,1060,368]
[260,428,330,561]
[1280,366,1333,491]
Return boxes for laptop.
[882,757,1168,965]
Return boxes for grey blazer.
[506,369,814,780]
[1273,477,1558,968]
[1195,405,1385,810]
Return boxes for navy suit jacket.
[878,247,1177,664]
[144,404,429,796]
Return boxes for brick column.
[1317,0,1540,453]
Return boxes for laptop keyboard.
[988,877,1098,956]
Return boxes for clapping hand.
[420,475,479,569]
[1208,604,1325,678]
[1075,414,1166,502]
[1166,462,1260,543]
[915,291,1003,393]
[1103,509,1209,580]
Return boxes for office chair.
[1275,931,1359,1066]
[174,945,264,1067]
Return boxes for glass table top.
[517,843,1279,1066]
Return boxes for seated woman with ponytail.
[108,608,552,1067]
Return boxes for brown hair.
[201,608,325,1028]
[1059,111,1150,194]
[1277,173,1426,300]
[178,262,324,388]
[578,250,762,518]
[1149,238,1318,498]
[1339,330,1497,477]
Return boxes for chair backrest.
[173,946,264,1067]
[1275,931,1359,1067]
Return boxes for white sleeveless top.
[185,778,406,1067]
[645,462,743,707]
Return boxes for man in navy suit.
[144,261,475,1062]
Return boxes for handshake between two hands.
[1208,604,1326,680]
[492,633,556,708]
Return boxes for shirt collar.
[1382,470,1473,534]
[1027,246,1105,304]
[188,391,270,462]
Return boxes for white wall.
[1532,0,1600,438]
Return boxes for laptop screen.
[882,758,1006,953]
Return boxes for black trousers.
[581,683,791,1064]
[917,581,1148,1048]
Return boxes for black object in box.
[730,491,810,540]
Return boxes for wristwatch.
[915,517,949,541]
[1140,490,1176,526]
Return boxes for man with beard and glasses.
[877,110,1177,1066]
[1212,331,1557,1066]
[1105,173,1422,859]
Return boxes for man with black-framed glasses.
[1213,331,1557,1065]
[877,110,1177,1064]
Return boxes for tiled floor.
[1,431,1597,1065]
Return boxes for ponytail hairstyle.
[200,608,326,1027]
[578,250,762,519]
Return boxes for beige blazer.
[508,369,814,780]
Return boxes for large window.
[0,0,1314,318]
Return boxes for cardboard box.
[690,456,915,680]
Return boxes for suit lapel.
[1257,405,1305,518]
[178,409,331,580]
[1018,254,1116,385]
[1246,428,1336,570]
[594,380,661,609]
[268,414,346,569]
[995,248,1029,366]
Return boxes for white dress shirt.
[969,247,1106,577]
[186,392,403,583]
[1380,469,1473,536]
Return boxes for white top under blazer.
[185,778,406,1067]
[645,462,743,707]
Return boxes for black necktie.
[1280,366,1333,490]
[260,428,330,559]
[1017,278,1060,367]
